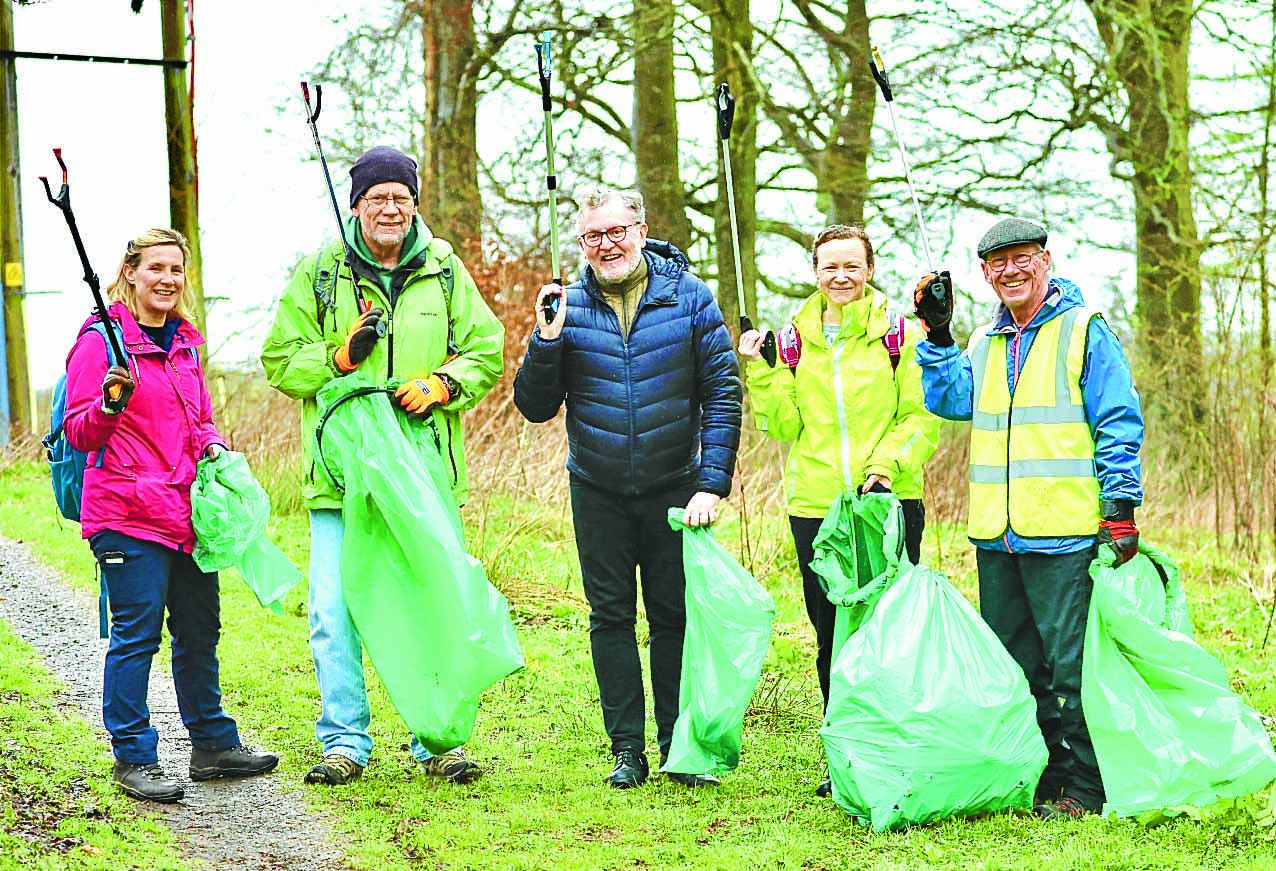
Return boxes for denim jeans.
[308,509,438,765]
[90,530,239,764]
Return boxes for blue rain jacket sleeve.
[1082,317,1144,505]
[915,341,974,421]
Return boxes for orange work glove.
[334,307,385,373]
[394,373,451,420]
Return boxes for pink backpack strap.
[882,311,904,371]
[777,324,802,370]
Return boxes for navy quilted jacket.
[514,240,742,497]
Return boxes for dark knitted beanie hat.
[349,146,419,208]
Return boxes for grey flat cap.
[977,218,1048,260]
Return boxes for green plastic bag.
[314,373,524,755]
[663,509,776,776]
[190,451,301,612]
[816,492,1047,830]
[1083,542,1276,819]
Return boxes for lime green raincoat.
[747,289,938,517]
[260,216,504,508]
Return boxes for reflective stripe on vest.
[967,306,1101,539]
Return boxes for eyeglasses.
[985,251,1041,273]
[578,222,640,248]
[361,194,415,210]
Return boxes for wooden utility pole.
[0,1,32,440]
[160,0,204,332]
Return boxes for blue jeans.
[90,530,239,764]
[308,509,439,765]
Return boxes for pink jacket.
[63,302,224,552]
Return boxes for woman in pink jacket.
[63,228,277,803]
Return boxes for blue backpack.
[43,320,129,523]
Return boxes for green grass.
[2,460,1275,870]
[0,620,189,871]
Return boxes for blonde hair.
[105,228,195,323]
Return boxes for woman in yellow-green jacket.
[738,225,938,788]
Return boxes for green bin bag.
[1083,542,1276,819]
[663,509,776,776]
[314,373,524,755]
[191,451,301,612]
[816,492,1047,831]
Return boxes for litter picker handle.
[536,37,563,320]
[869,46,893,102]
[716,83,735,142]
[38,148,128,366]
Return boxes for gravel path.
[0,536,352,871]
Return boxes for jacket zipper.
[830,335,853,493]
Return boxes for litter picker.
[717,83,775,366]
[38,148,129,379]
[868,46,952,329]
[299,81,379,324]
[535,36,563,321]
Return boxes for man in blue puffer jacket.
[514,186,742,790]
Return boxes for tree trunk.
[709,0,755,329]
[1086,0,1203,426]
[632,0,692,253]
[421,0,482,253]
[822,0,874,227]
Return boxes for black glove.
[913,271,954,347]
[335,307,385,373]
[1097,500,1139,565]
[101,365,135,414]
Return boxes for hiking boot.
[1034,773,1065,805]
[658,750,719,788]
[420,748,482,785]
[816,778,833,798]
[606,749,649,789]
[190,743,280,781]
[1034,795,1093,820]
[304,753,364,786]
[113,760,184,803]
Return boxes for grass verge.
[2,460,1275,870]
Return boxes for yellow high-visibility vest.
[967,306,1101,539]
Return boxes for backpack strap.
[439,254,458,357]
[777,324,802,370]
[883,310,904,372]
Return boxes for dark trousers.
[570,476,695,757]
[790,498,925,710]
[976,545,1104,809]
[91,530,239,764]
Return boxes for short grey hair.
[575,186,646,225]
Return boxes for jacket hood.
[75,303,205,360]
[345,213,434,272]
[793,288,892,346]
[989,277,1086,333]
[579,238,689,298]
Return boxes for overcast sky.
[10,0,355,389]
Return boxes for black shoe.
[114,760,184,803]
[816,778,833,798]
[666,770,720,788]
[657,749,719,787]
[1034,774,1065,805]
[1034,795,1093,820]
[606,749,649,789]
[189,742,280,781]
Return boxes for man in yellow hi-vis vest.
[912,217,1144,820]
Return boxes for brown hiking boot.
[190,743,279,781]
[420,748,482,784]
[304,753,364,785]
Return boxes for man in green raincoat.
[261,146,504,786]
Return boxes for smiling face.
[813,236,874,308]
[123,244,185,327]
[981,243,1051,324]
[352,180,415,260]
[577,197,647,285]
